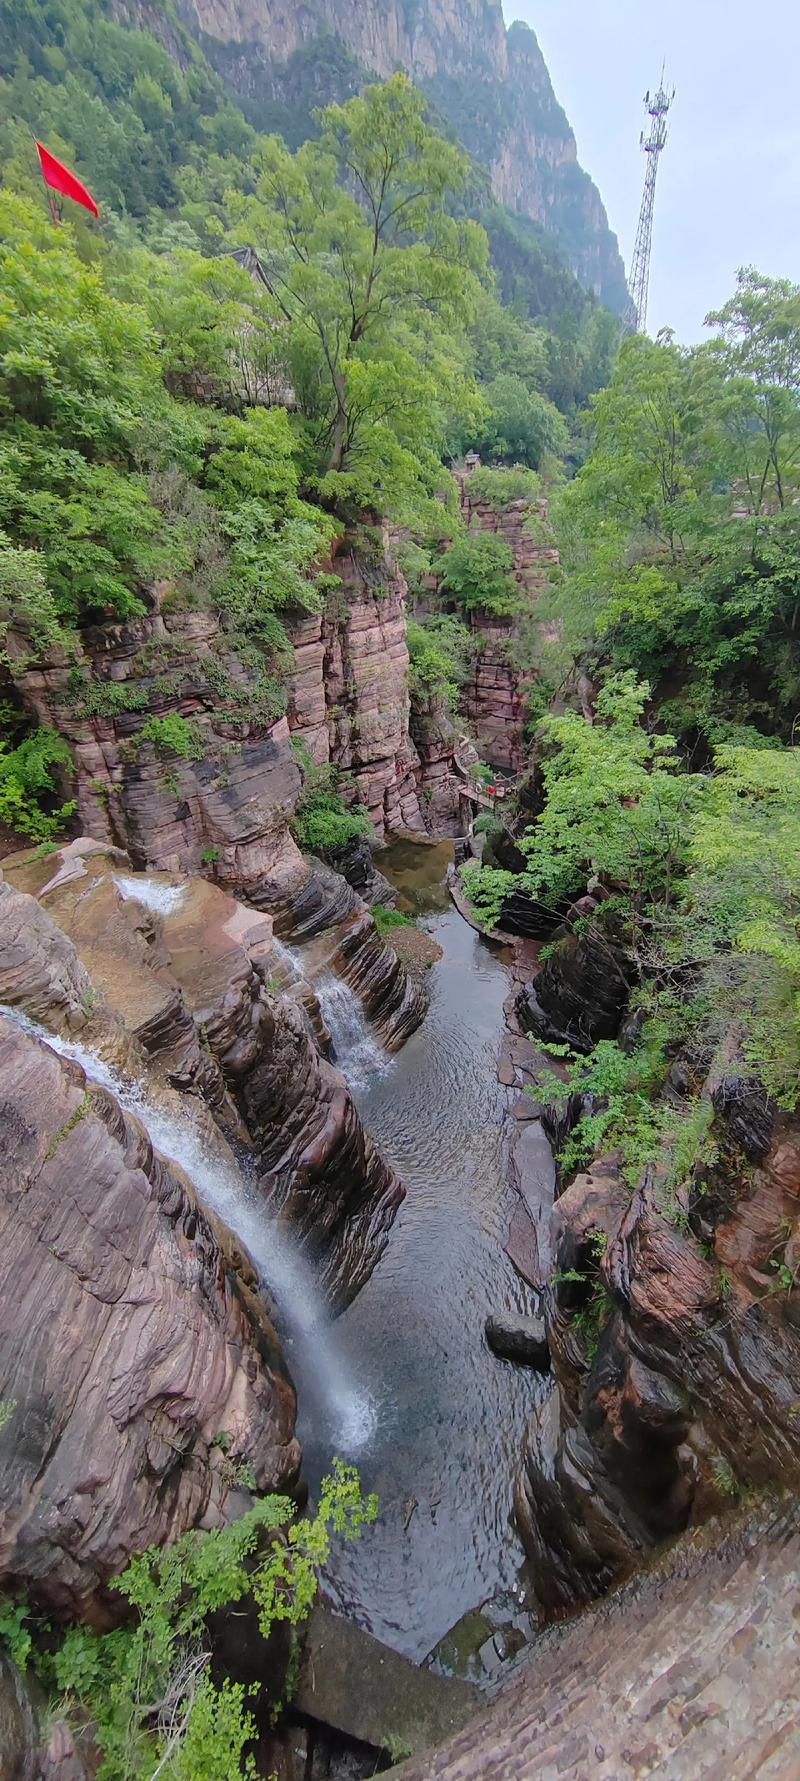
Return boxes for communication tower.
[625,73,675,333]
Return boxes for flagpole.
[30,129,59,225]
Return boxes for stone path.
[393,1499,800,1778]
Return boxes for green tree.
[475,373,568,467]
[439,530,519,617]
[235,75,487,518]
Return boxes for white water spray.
[315,974,390,1094]
[114,874,185,916]
[0,1006,375,1452]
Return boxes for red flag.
[35,141,99,218]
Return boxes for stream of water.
[0,1002,374,1454]
[298,841,546,1663]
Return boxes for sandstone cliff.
[287,535,426,841]
[456,479,559,774]
[169,0,627,308]
[0,846,405,1308]
[6,596,426,1050]
[0,1012,300,1621]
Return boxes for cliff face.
[0,845,405,1309]
[287,536,426,842]
[7,598,426,1049]
[0,1008,300,1621]
[458,479,559,774]
[173,0,627,307]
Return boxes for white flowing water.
[315,973,390,1092]
[114,874,185,916]
[0,1006,374,1453]
[269,937,305,982]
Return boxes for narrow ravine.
[297,844,548,1663]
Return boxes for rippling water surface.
[298,846,547,1661]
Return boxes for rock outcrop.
[168,0,627,307]
[514,1089,800,1615]
[457,484,560,775]
[0,843,405,1307]
[6,597,426,1048]
[287,534,426,843]
[0,1014,300,1622]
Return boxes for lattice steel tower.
[626,74,675,333]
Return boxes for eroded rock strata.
[0,1014,300,1623]
[503,917,800,1616]
[6,596,426,1049]
[0,845,404,1307]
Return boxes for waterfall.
[114,874,185,916]
[315,973,390,1093]
[0,1007,376,1453]
[269,937,305,982]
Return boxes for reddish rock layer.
[0,1015,300,1623]
[287,534,426,841]
[457,484,559,774]
[514,1096,800,1614]
[0,846,405,1307]
[7,601,425,1047]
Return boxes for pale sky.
[503,0,800,343]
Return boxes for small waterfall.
[315,974,390,1093]
[0,1007,375,1453]
[114,874,185,916]
[269,937,305,982]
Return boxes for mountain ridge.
[170,0,628,311]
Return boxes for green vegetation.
[373,906,415,934]
[546,272,800,741]
[407,615,472,712]
[292,767,372,853]
[467,465,541,506]
[1,1460,376,1781]
[439,531,519,618]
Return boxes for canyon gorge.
[2,6,800,1774]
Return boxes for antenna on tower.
[625,70,675,334]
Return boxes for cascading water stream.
[0,1005,375,1452]
[315,974,390,1091]
[114,874,186,916]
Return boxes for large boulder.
[485,1313,549,1369]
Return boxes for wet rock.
[485,1313,549,1369]
[514,1119,800,1613]
[1,848,404,1308]
[0,1016,300,1621]
[8,602,426,1057]
[519,911,637,1052]
[296,1604,479,1761]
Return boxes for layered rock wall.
[287,536,426,841]
[458,482,559,774]
[0,848,405,1307]
[7,598,426,1046]
[0,1013,300,1621]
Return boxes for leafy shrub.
[2,1461,376,1781]
[407,615,472,710]
[467,465,541,507]
[292,770,372,852]
[439,531,519,618]
[0,728,75,840]
[137,714,204,760]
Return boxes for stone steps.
[393,1500,800,1778]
